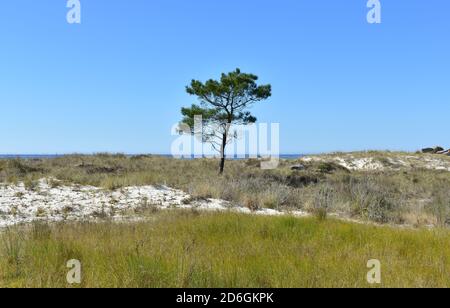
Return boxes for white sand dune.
[0,179,307,228]
[300,153,450,172]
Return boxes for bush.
[286,173,321,188]
[7,159,43,177]
[348,177,396,224]
[316,162,349,174]
[428,187,450,226]
[312,185,335,220]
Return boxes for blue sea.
[0,154,303,160]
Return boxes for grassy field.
[1,210,450,288]
[1,153,450,227]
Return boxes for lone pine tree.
[180,69,272,174]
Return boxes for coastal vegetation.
[2,211,450,288]
[1,152,450,287]
[1,151,449,227]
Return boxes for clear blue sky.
[0,0,448,154]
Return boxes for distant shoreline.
[0,154,304,160]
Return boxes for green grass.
[1,211,450,288]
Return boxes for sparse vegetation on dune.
[1,211,450,288]
[0,152,450,226]
[1,152,450,227]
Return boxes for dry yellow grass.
[1,211,450,288]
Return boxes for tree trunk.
[219,132,227,174]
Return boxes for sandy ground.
[0,179,307,228]
[300,154,450,171]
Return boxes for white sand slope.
[301,153,450,172]
[0,179,307,228]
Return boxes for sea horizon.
[0,154,305,160]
